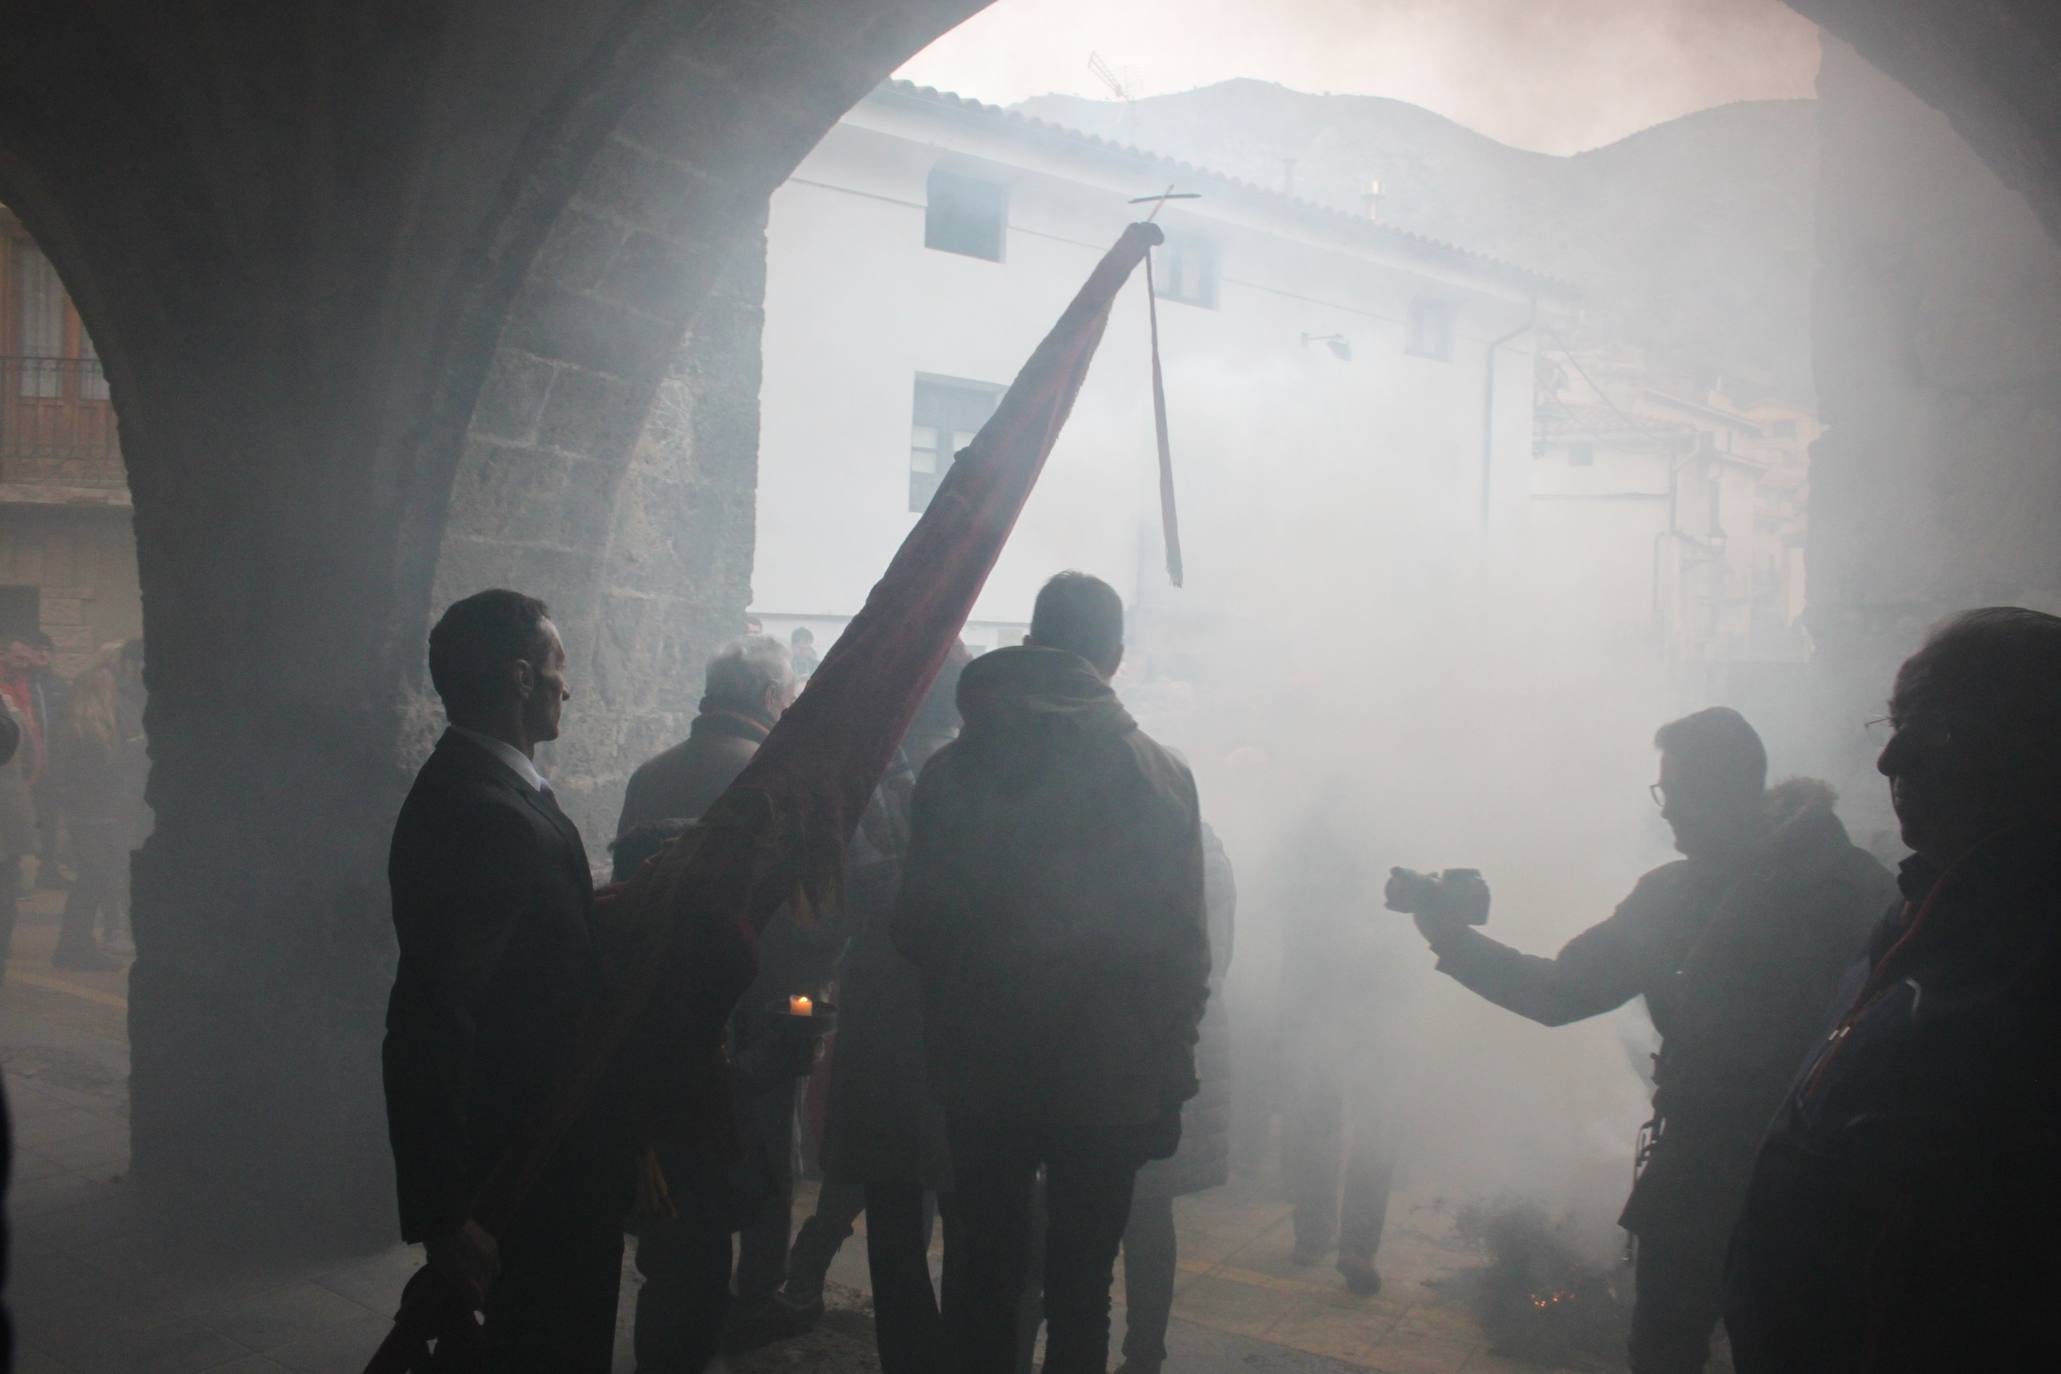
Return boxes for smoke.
[897,0,1819,153]
[774,0,1842,1304]
[1104,343,1680,1217]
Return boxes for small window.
[1155,232,1217,308]
[1569,443,1595,467]
[910,376,1002,512]
[1406,298,1453,360]
[925,169,1007,262]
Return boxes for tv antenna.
[1087,51,1140,130]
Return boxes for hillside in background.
[1018,81,1818,398]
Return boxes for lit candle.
[789,995,813,1017]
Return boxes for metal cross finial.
[1128,185,1201,223]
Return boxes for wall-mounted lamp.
[1300,332,1352,362]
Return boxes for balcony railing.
[1,356,122,478]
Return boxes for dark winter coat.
[892,646,1209,1130]
[1428,780,1894,1238]
[1725,829,2061,1373]
[819,743,953,1189]
[61,686,144,827]
[611,701,843,1226]
[383,730,618,1242]
[615,705,771,839]
[1134,822,1237,1199]
[614,700,846,1081]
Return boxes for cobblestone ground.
[2,892,1701,1373]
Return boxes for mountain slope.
[1018,81,1818,395]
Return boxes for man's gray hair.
[705,634,794,708]
[1904,606,2061,743]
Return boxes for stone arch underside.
[0,0,2055,1252]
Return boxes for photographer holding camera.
[1388,708,1894,1374]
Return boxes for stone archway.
[0,0,2054,1254]
[0,0,983,1250]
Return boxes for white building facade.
[752,83,1565,665]
[1528,345,1818,668]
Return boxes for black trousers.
[734,1082,799,1308]
[1628,1220,1730,1374]
[484,1207,623,1374]
[786,1177,867,1297]
[863,1180,946,1373]
[947,1113,1150,1374]
[57,819,123,959]
[633,1082,798,1371]
[0,857,18,964]
[1282,1049,1397,1262]
[1119,1193,1178,1368]
[634,1213,733,1374]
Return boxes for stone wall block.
[596,231,716,318]
[639,70,820,196]
[531,205,627,294]
[666,284,765,382]
[432,534,528,605]
[614,710,683,772]
[668,481,749,583]
[580,135,709,240]
[589,591,662,715]
[472,352,557,443]
[683,386,762,488]
[443,440,568,544]
[554,457,620,551]
[509,544,601,606]
[631,378,696,476]
[536,366,641,461]
[706,223,770,308]
[655,594,729,710]
[505,283,676,381]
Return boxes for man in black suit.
[384,588,623,1373]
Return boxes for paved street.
[2,892,1655,1373]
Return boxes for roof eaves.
[869,80,1575,298]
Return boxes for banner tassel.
[1143,250,1185,588]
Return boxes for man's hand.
[1413,908,1469,949]
[426,1218,500,1311]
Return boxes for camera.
[1384,867,1491,925]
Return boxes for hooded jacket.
[892,646,1208,1129]
[1133,821,1237,1198]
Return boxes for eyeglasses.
[1648,783,1666,808]
[1865,716,1955,749]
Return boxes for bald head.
[1880,606,2061,864]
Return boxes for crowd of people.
[382,579,2061,1374]
[0,632,146,975]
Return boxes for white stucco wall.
[752,99,1546,643]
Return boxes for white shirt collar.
[447,725,551,795]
